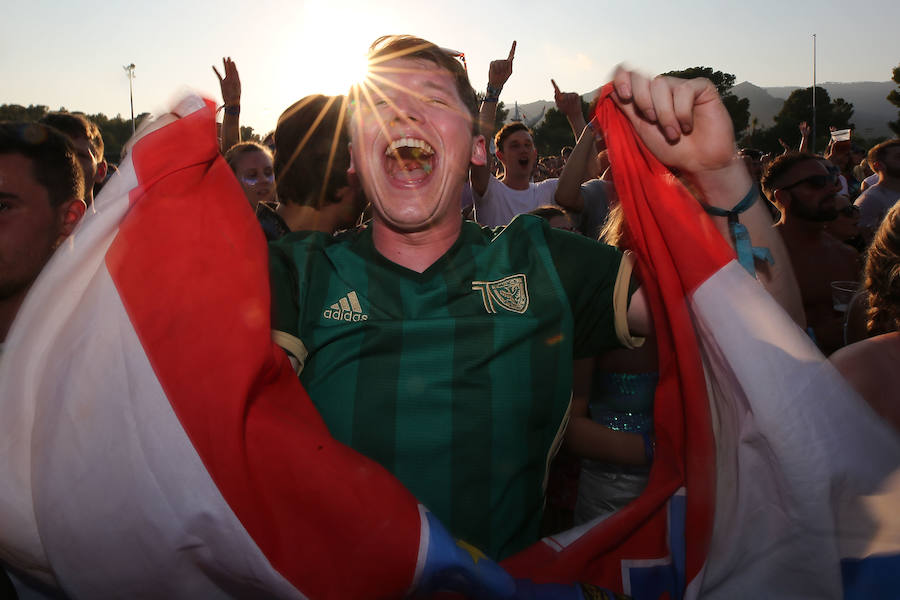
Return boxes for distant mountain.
[733,80,895,139]
[513,81,896,140]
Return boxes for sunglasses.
[439,47,467,72]
[782,172,839,190]
[838,204,860,218]
[240,173,274,187]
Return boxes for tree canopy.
[888,63,900,137]
[0,103,149,164]
[661,66,751,138]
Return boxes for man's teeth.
[385,137,434,156]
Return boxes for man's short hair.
[0,121,84,206]
[39,111,104,162]
[760,151,817,201]
[494,122,532,154]
[364,35,479,134]
[274,95,351,208]
[867,139,900,171]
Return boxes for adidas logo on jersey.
[323,291,369,322]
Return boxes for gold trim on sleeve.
[613,250,645,349]
[272,330,309,375]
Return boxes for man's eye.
[428,97,448,106]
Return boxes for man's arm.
[470,41,515,197]
[213,57,242,153]
[611,68,804,334]
[554,122,595,212]
[552,79,587,139]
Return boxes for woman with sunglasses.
[224,142,276,212]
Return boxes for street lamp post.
[811,34,816,154]
[124,63,136,134]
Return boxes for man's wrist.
[485,82,503,100]
[224,105,241,116]
[690,156,753,209]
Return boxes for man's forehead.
[372,57,456,90]
[787,159,827,178]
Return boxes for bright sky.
[3,0,898,135]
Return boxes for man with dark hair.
[761,152,859,354]
[269,34,783,560]
[268,94,365,236]
[469,44,566,227]
[855,139,900,241]
[0,121,85,344]
[39,111,106,207]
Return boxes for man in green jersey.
[269,35,795,559]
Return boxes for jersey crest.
[471,274,530,314]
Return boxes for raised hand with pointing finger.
[487,41,516,91]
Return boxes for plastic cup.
[831,281,859,313]
[831,129,851,142]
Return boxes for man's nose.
[388,95,422,125]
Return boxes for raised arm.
[610,68,804,332]
[554,121,595,212]
[213,57,242,153]
[471,41,515,196]
[552,79,587,139]
[797,121,811,154]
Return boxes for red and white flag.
[0,98,428,599]
[503,85,900,599]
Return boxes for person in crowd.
[543,87,612,239]
[831,201,900,431]
[39,111,105,208]
[826,196,864,253]
[0,122,85,346]
[267,94,366,238]
[224,142,275,212]
[761,152,860,354]
[855,139,900,243]
[567,201,657,525]
[469,45,584,227]
[213,56,242,153]
[268,34,790,560]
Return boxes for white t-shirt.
[855,183,900,230]
[473,176,559,227]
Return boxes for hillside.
[514,81,896,139]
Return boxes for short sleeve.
[544,226,639,358]
[268,243,307,368]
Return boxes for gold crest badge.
[472,274,529,314]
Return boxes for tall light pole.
[811,34,816,154]
[124,64,136,134]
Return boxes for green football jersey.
[269,215,635,559]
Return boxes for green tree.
[240,126,261,142]
[661,67,750,138]
[532,98,589,156]
[773,86,855,152]
[888,63,900,136]
[0,104,50,121]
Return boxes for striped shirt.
[269,215,636,559]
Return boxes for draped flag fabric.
[3,88,899,600]
[504,85,900,598]
[0,98,461,599]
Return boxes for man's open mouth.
[384,137,435,183]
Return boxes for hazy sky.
[3,0,898,134]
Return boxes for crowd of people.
[2,33,899,598]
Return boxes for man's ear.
[59,198,86,238]
[347,142,356,175]
[471,135,487,167]
[95,159,108,185]
[772,188,790,211]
